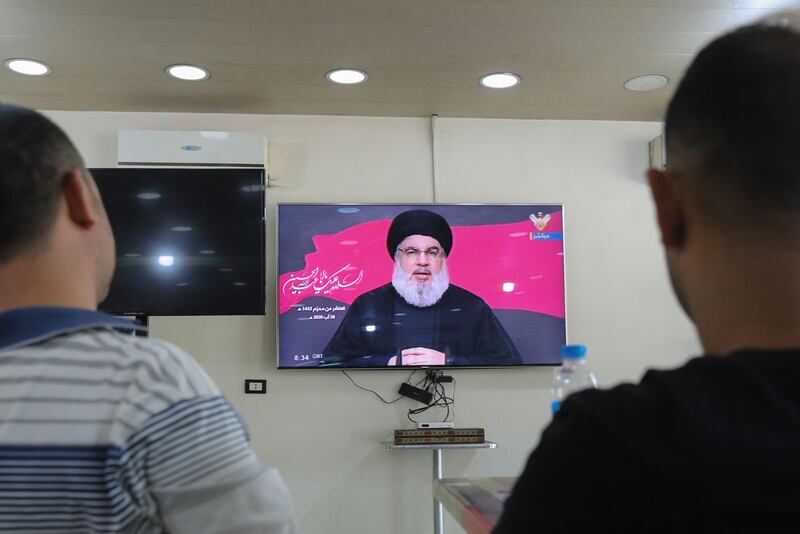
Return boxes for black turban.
[386,209,453,258]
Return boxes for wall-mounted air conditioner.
[118,130,267,168]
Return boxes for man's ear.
[647,168,686,249]
[62,170,97,229]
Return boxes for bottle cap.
[562,344,587,359]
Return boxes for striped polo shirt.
[0,307,295,534]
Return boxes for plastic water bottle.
[551,344,598,415]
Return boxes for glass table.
[383,441,497,534]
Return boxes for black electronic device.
[92,167,266,316]
[398,383,434,405]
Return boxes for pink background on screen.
[279,213,565,317]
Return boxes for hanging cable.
[431,113,440,203]
[406,370,456,423]
[340,370,421,404]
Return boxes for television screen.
[278,204,566,368]
[91,168,266,316]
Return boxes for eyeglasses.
[396,247,444,259]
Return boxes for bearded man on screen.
[323,209,521,367]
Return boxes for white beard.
[392,260,450,308]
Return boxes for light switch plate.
[244,379,267,394]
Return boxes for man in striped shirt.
[0,103,297,533]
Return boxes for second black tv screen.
[92,168,265,316]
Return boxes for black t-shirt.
[494,348,800,534]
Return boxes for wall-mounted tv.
[92,168,266,316]
[278,204,566,368]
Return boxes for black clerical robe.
[323,283,521,366]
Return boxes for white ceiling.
[1,0,797,121]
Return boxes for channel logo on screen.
[530,232,563,240]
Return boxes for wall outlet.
[244,379,267,394]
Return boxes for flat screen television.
[91,168,266,316]
[278,204,566,368]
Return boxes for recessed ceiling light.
[166,64,209,81]
[5,58,51,76]
[137,192,161,200]
[624,74,668,92]
[171,226,192,232]
[479,72,521,89]
[326,68,368,85]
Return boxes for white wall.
[45,110,699,534]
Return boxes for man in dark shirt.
[324,209,521,367]
[495,13,800,534]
